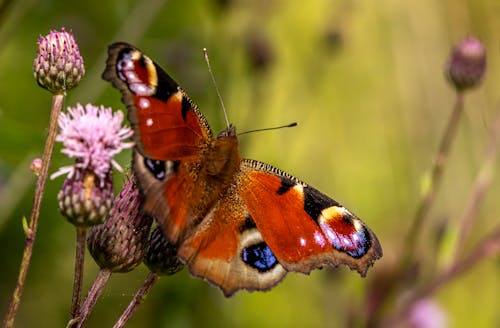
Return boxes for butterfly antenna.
[238,122,298,136]
[204,48,230,129]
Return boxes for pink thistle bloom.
[52,103,133,183]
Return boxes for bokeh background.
[0,0,499,327]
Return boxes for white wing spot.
[353,219,363,232]
[313,231,326,248]
[118,58,134,70]
[326,228,335,240]
[139,97,150,109]
[299,237,306,247]
[130,83,154,96]
[146,118,153,126]
[124,70,139,83]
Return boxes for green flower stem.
[404,91,465,261]
[73,269,112,328]
[70,227,88,320]
[365,91,466,326]
[454,110,500,257]
[113,272,159,328]
[2,93,64,328]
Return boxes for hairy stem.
[70,227,88,320]
[113,272,159,328]
[72,269,112,328]
[2,93,64,328]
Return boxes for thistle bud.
[245,32,274,71]
[144,226,183,275]
[30,158,42,176]
[446,37,486,91]
[58,169,113,227]
[33,28,85,94]
[87,177,152,273]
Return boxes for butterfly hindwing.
[177,181,287,296]
[132,150,192,243]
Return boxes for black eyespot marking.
[144,157,166,180]
[138,54,148,69]
[277,177,295,195]
[181,96,191,122]
[342,213,354,225]
[172,161,180,173]
[241,242,278,272]
[344,228,371,259]
[239,215,257,232]
[303,186,340,223]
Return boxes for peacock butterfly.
[102,42,382,296]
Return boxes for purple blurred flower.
[52,103,133,183]
[409,298,447,328]
[446,37,486,91]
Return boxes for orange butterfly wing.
[103,43,214,242]
[103,42,212,161]
[177,159,382,296]
[239,160,382,276]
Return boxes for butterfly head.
[217,125,237,140]
[206,125,239,177]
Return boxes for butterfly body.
[103,42,382,296]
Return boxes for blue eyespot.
[241,242,278,272]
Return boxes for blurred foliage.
[0,0,499,327]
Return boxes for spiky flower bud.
[446,37,486,91]
[144,226,183,275]
[58,169,113,227]
[87,177,153,273]
[33,28,85,94]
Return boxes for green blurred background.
[0,0,499,327]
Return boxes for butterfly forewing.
[103,42,212,161]
[239,159,382,277]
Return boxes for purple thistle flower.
[33,27,85,93]
[52,103,133,183]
